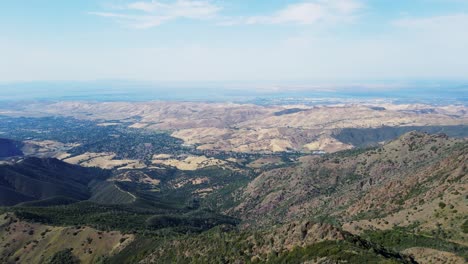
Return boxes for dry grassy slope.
[172,127,345,153]
[63,152,146,170]
[237,105,466,129]
[0,213,133,264]
[21,140,79,159]
[22,101,275,128]
[402,247,465,264]
[231,132,467,234]
[151,155,227,171]
[169,104,467,152]
[112,171,161,186]
[8,102,468,153]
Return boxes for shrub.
[48,249,79,264]
[462,220,468,234]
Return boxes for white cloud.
[91,0,363,28]
[247,2,326,25]
[90,0,221,28]
[222,0,363,26]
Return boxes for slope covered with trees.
[0,157,109,206]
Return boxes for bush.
[48,249,79,264]
[462,220,468,234]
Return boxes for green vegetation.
[0,157,110,206]
[89,181,135,204]
[0,116,187,162]
[11,201,238,235]
[270,240,408,264]
[103,238,162,264]
[362,227,468,260]
[16,196,79,207]
[116,225,415,264]
[47,249,79,264]
[462,220,468,234]
[202,176,250,211]
[146,212,238,231]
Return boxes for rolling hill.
[0,157,109,206]
[118,131,466,263]
[3,101,467,153]
[0,213,133,264]
[0,131,466,263]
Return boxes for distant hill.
[0,138,23,158]
[0,157,110,206]
[5,101,466,153]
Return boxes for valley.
[1,101,467,154]
[3,0,468,262]
[0,101,466,263]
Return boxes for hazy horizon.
[0,79,466,104]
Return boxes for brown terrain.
[2,101,467,153]
[141,221,348,263]
[137,131,467,263]
[229,132,467,254]
[0,102,467,263]
[0,213,133,264]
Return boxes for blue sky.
[1,0,468,83]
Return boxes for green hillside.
[0,157,110,206]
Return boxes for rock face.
[246,221,346,253]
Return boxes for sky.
[1,0,468,84]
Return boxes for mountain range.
[0,131,466,263]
